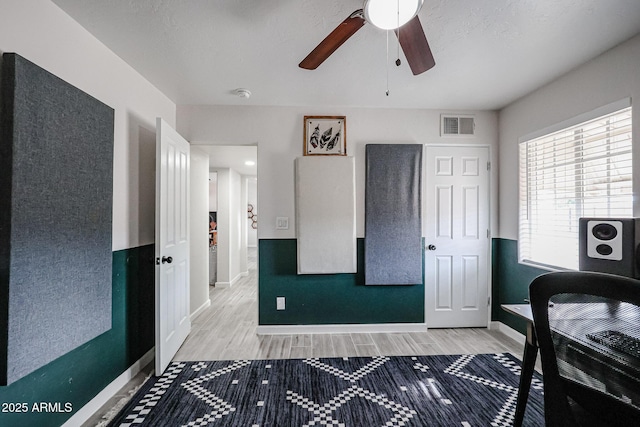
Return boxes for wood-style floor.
[175,248,523,361]
[85,247,524,426]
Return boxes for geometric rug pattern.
[108,353,544,427]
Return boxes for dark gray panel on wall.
[0,53,114,385]
[365,144,423,285]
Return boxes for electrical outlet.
[276,297,286,310]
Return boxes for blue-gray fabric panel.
[365,144,422,285]
[0,53,114,384]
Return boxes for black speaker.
[579,218,640,278]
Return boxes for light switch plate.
[276,297,286,310]
[276,217,289,230]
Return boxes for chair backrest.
[529,271,640,426]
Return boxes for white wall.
[498,33,640,240]
[213,168,247,286]
[247,177,258,247]
[229,168,244,281]
[209,173,218,212]
[0,0,176,251]
[215,169,231,284]
[189,147,210,315]
[177,106,499,239]
[239,175,248,274]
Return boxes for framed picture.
[303,116,346,156]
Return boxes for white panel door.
[155,118,191,375]
[424,145,490,327]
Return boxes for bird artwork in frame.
[303,116,346,156]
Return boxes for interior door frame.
[423,143,493,328]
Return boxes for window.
[519,102,632,270]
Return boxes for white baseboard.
[490,320,525,344]
[235,271,248,281]
[190,299,211,321]
[215,271,248,288]
[256,323,428,335]
[62,348,155,427]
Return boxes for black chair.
[529,271,640,426]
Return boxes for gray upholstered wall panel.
[0,53,114,385]
[365,144,423,285]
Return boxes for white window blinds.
[519,105,632,270]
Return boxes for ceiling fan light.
[364,0,423,30]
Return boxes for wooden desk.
[501,304,536,427]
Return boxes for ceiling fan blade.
[299,10,365,70]
[395,15,435,75]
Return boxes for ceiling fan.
[299,0,435,75]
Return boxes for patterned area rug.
[108,353,544,426]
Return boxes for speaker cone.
[592,223,618,240]
[596,244,613,256]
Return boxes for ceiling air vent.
[441,115,475,136]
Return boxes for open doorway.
[190,144,257,315]
[207,172,256,286]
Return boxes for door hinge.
[487,297,491,306]
[487,161,491,171]
[487,229,491,239]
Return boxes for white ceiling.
[194,144,257,176]
[52,0,640,111]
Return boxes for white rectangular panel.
[437,186,453,238]
[436,156,453,176]
[462,186,479,239]
[163,266,176,336]
[296,157,357,274]
[166,145,176,246]
[462,157,480,176]
[436,256,453,310]
[462,256,479,309]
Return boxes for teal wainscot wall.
[0,245,155,427]
[259,239,425,325]
[491,238,547,335]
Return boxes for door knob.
[427,244,436,251]
[162,256,173,264]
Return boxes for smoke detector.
[234,88,252,99]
